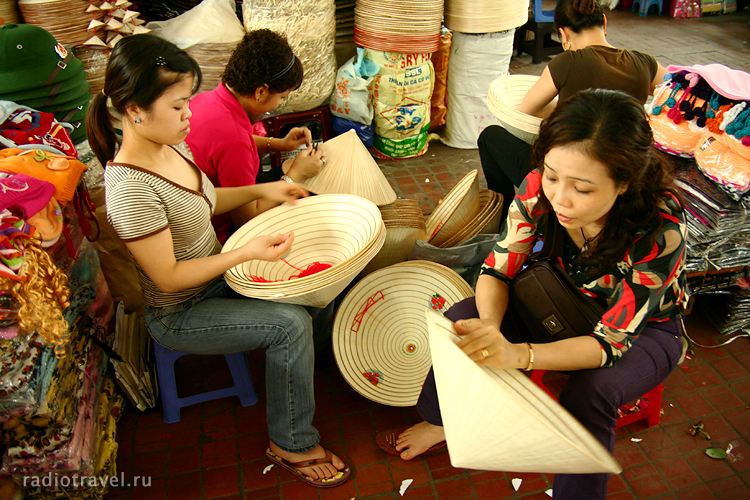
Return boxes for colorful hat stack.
[0,24,91,144]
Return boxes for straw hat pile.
[444,0,529,34]
[423,170,505,248]
[427,310,623,474]
[353,0,443,53]
[299,129,397,206]
[185,42,236,93]
[486,74,544,145]
[359,199,426,276]
[222,194,386,308]
[0,0,22,24]
[333,261,474,406]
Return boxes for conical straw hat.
[222,194,385,307]
[439,189,503,248]
[425,170,481,247]
[444,0,528,33]
[426,310,623,474]
[486,75,544,145]
[299,129,397,206]
[333,261,474,406]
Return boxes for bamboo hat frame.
[299,129,397,207]
[333,261,474,406]
[353,0,443,53]
[439,189,503,248]
[427,310,623,474]
[486,74,544,145]
[222,194,385,308]
[444,0,529,33]
[424,169,481,248]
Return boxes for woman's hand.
[288,146,325,182]
[241,231,294,262]
[281,126,312,151]
[263,180,308,204]
[454,318,527,370]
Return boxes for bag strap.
[531,209,565,262]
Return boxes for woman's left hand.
[263,180,309,205]
[281,126,312,151]
[454,318,525,369]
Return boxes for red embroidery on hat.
[54,43,68,59]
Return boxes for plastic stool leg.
[154,350,183,424]
[645,384,664,427]
[225,353,259,407]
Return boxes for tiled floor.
[106,8,750,500]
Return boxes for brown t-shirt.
[549,45,658,104]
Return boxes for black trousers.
[478,125,534,220]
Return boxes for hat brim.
[0,57,85,97]
[1,72,90,108]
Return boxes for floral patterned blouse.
[480,170,689,367]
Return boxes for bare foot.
[268,442,347,480]
[395,421,446,460]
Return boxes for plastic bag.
[430,30,452,132]
[408,234,502,288]
[146,0,245,50]
[694,134,750,201]
[330,48,379,125]
[332,116,374,148]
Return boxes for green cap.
[0,70,88,104]
[0,24,85,94]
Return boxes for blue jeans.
[144,278,318,454]
[418,297,683,500]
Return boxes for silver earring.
[256,98,260,102]
[135,117,141,124]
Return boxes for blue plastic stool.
[514,0,562,64]
[153,341,258,424]
[532,0,555,23]
[632,0,663,16]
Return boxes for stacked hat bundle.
[422,170,504,248]
[81,0,150,49]
[354,0,443,53]
[0,24,91,144]
[333,260,474,406]
[299,129,397,206]
[18,0,105,46]
[185,42,237,93]
[487,74,544,145]
[0,0,22,24]
[359,198,426,277]
[444,0,528,33]
[222,194,386,308]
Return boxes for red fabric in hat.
[0,173,55,219]
[0,108,76,157]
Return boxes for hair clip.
[155,56,167,66]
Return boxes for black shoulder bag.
[508,210,605,343]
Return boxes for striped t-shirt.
[105,158,221,307]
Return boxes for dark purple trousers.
[417,297,683,500]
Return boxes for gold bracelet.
[523,342,534,371]
[266,137,275,154]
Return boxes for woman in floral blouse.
[380,89,688,500]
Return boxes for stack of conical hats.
[299,129,397,206]
[0,23,90,144]
[222,194,386,308]
[427,310,623,474]
[354,0,443,53]
[486,74,544,145]
[359,199,426,277]
[444,0,529,33]
[423,170,504,248]
[333,261,474,406]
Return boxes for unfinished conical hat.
[333,261,474,406]
[106,17,123,29]
[99,1,114,9]
[111,7,125,17]
[486,74,544,145]
[118,22,133,33]
[107,33,123,48]
[426,310,623,474]
[86,4,100,12]
[87,19,105,30]
[132,25,151,34]
[298,129,397,206]
[122,9,139,22]
[83,35,108,48]
[424,169,481,247]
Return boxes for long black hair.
[532,89,683,273]
[85,34,202,167]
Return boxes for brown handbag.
[509,210,605,343]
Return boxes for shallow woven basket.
[428,311,623,474]
[19,0,104,46]
[486,74,544,145]
[359,201,427,276]
[222,194,385,307]
[0,0,22,24]
[424,170,481,248]
[186,42,237,93]
[444,0,528,33]
[333,260,474,406]
[75,46,109,95]
[300,129,397,206]
[354,0,443,53]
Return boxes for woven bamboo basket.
[486,74,544,145]
[424,170,481,248]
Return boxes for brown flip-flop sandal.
[266,448,351,488]
[375,424,447,457]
